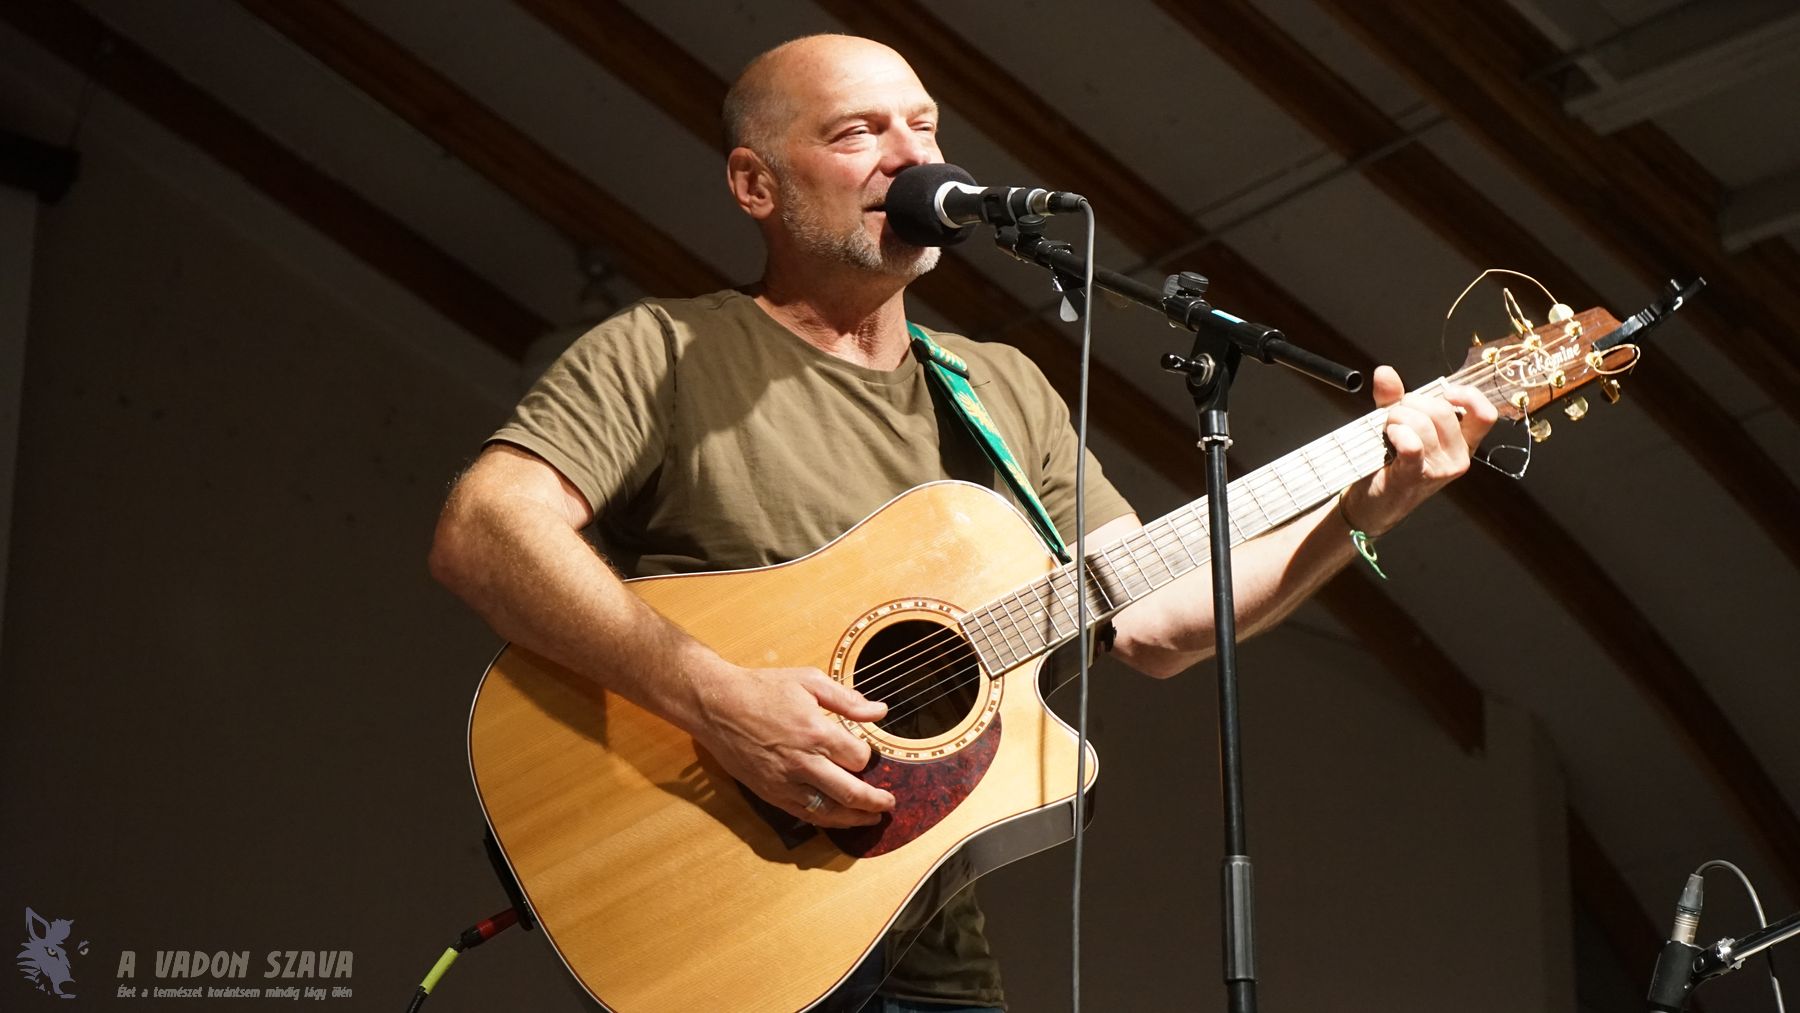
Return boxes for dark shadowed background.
[3,1,1798,1010]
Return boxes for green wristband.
[1338,493,1387,580]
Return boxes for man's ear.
[726,147,777,221]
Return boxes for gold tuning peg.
[1599,378,1622,404]
[1470,331,1482,347]
[1563,396,1589,421]
[1528,417,1553,443]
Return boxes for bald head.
[723,35,922,161]
[722,35,944,281]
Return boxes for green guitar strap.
[908,322,1070,563]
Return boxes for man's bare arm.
[1108,366,1498,678]
[428,443,894,827]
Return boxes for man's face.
[763,39,945,278]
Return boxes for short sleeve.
[974,342,1135,542]
[488,302,675,516]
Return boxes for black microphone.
[885,163,1086,247]
[1647,873,1705,1012]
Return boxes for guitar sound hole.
[852,619,981,740]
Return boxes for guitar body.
[469,482,1100,1012]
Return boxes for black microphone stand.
[993,222,1361,1013]
[1650,909,1800,1011]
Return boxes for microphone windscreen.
[885,163,978,247]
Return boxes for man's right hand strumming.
[685,660,897,829]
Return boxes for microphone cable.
[1069,198,1097,1013]
[1695,860,1786,1013]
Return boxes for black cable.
[403,908,519,1011]
[1695,860,1786,1013]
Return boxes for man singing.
[431,33,1496,1013]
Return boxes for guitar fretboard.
[957,386,1438,674]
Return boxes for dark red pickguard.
[826,715,1001,858]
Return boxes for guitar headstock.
[1459,306,1632,424]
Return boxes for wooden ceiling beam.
[515,0,1487,753]
[835,0,1800,572]
[234,0,725,300]
[0,0,546,361]
[1165,0,1800,896]
[1310,0,1800,423]
[1151,0,1800,579]
[817,0,1800,900]
[1144,0,1800,572]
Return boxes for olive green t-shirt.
[490,289,1133,1007]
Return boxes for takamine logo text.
[16,908,88,999]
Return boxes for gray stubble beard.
[777,180,942,281]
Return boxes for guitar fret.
[1301,442,1330,490]
[1252,482,1281,539]
[968,610,1006,669]
[1329,428,1360,485]
[1141,529,1177,584]
[1047,571,1074,626]
[995,594,1031,660]
[1170,514,1202,568]
[986,600,1028,665]
[1023,582,1059,643]
[1177,507,1209,566]
[959,388,1478,667]
[1108,543,1150,598]
[1119,533,1156,589]
[1003,591,1047,657]
[1303,448,1332,503]
[1130,540,1159,591]
[1018,576,1068,642]
[1147,522,1187,580]
[1268,463,1302,516]
[1083,558,1118,612]
[1064,567,1101,623]
[967,614,1006,673]
[1023,588,1056,651]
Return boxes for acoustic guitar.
[469,305,1637,1011]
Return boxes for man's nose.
[883,124,939,171]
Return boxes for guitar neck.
[959,382,1447,673]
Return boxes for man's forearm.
[1107,497,1358,678]
[428,473,717,735]
[429,450,895,828]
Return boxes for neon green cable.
[419,948,460,994]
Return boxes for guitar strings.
[853,329,1606,726]
[853,414,1391,699]
[870,452,1380,724]
[862,407,1418,713]
[858,423,1389,707]
[871,454,1374,724]
[862,453,1373,725]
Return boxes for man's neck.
[755,261,914,371]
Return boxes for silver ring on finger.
[803,790,825,813]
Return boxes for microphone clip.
[993,223,1086,322]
